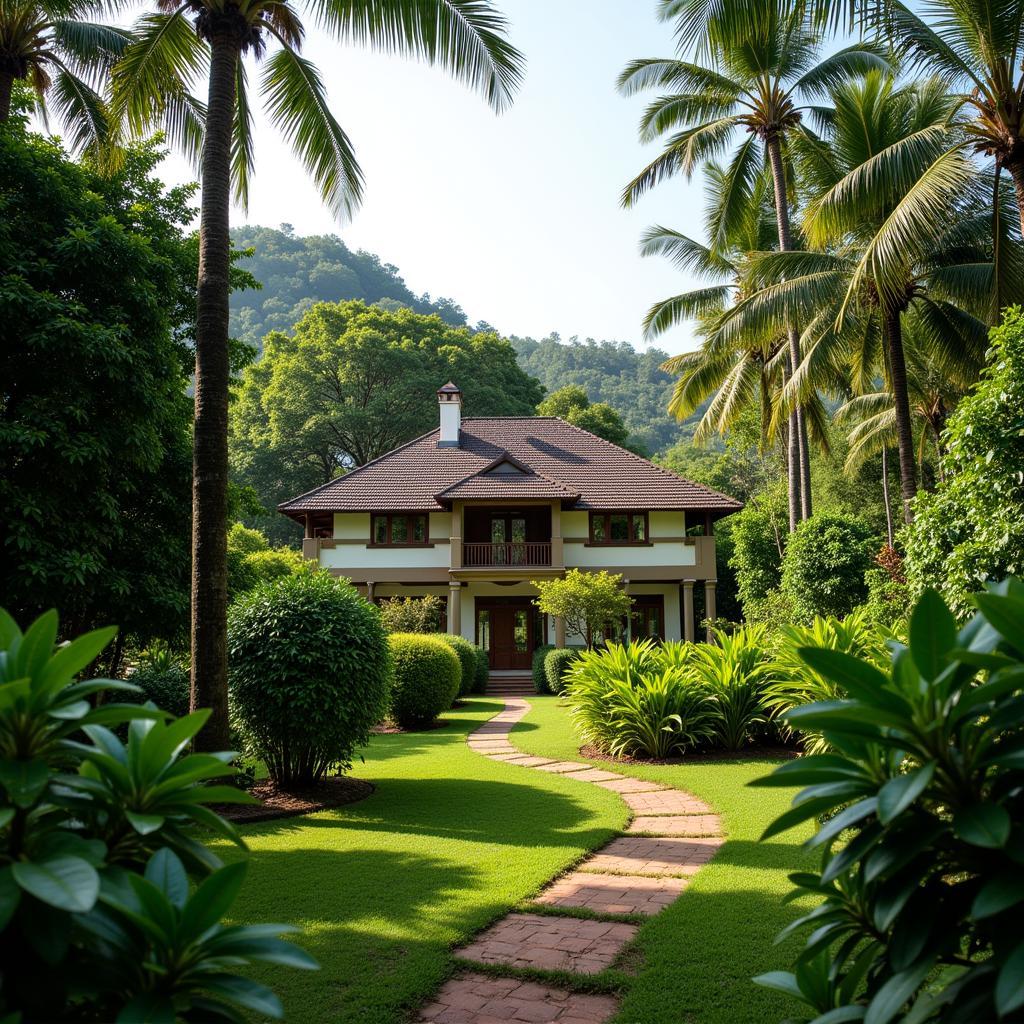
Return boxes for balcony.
[463,541,552,567]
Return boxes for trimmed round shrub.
[439,634,478,697]
[124,662,190,719]
[228,573,390,787]
[544,647,581,694]
[780,513,876,621]
[472,645,489,694]
[532,644,554,693]
[387,633,461,728]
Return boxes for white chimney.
[437,381,462,447]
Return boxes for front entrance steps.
[485,672,534,697]
[416,697,725,1024]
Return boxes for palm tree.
[0,0,127,152]
[112,0,523,749]
[711,74,1000,523]
[618,0,887,529]
[881,0,1024,237]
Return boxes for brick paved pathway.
[417,697,724,1024]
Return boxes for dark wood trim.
[370,512,430,547]
[588,510,650,545]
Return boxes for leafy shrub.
[564,640,714,758]
[544,647,581,694]
[904,307,1024,617]
[0,607,315,1021]
[752,581,1024,1023]
[124,661,191,719]
[764,607,893,754]
[688,625,774,750]
[729,492,787,613]
[378,594,445,633]
[532,569,632,647]
[532,644,554,693]
[472,645,489,693]
[227,522,310,598]
[439,633,478,697]
[780,513,876,621]
[228,573,390,786]
[387,633,461,728]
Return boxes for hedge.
[532,644,555,693]
[544,647,582,694]
[387,633,461,728]
[440,634,478,698]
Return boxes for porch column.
[448,582,461,636]
[450,501,463,569]
[550,501,563,567]
[366,581,375,603]
[304,513,313,539]
[682,581,695,643]
[704,580,717,642]
[555,615,566,648]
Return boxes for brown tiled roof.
[279,418,743,515]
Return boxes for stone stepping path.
[417,697,723,1024]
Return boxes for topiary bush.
[753,580,1024,1023]
[124,661,191,719]
[387,633,461,728]
[532,643,554,693]
[228,572,390,786]
[780,513,876,621]
[544,647,581,694]
[472,644,490,694]
[0,607,315,1022]
[439,633,477,697]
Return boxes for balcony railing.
[463,541,552,567]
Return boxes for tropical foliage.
[753,581,1024,1023]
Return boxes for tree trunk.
[0,71,14,121]
[782,372,800,533]
[1007,157,1024,243]
[881,447,894,547]
[882,306,917,523]
[190,30,240,751]
[766,134,812,525]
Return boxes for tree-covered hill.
[229,225,468,352]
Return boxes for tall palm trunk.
[881,306,917,524]
[190,28,240,750]
[881,447,893,547]
[766,133,812,525]
[783,362,800,533]
[1007,157,1024,241]
[0,70,14,121]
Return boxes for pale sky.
[153,0,708,354]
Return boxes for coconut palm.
[711,74,999,523]
[618,0,888,529]
[112,0,523,748]
[0,0,128,153]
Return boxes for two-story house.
[279,382,741,674]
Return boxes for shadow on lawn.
[239,776,619,850]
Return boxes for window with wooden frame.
[588,511,649,545]
[370,513,429,546]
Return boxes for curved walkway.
[418,697,725,1024]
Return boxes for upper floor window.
[589,511,648,545]
[371,513,428,546]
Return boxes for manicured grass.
[512,696,818,1024]
[210,697,624,1024]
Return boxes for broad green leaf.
[953,803,1011,848]
[116,992,176,1024]
[865,958,935,1024]
[972,871,1024,919]
[761,796,843,841]
[877,764,935,824]
[201,975,283,1018]
[0,807,12,829]
[807,798,879,850]
[909,589,956,679]
[12,855,99,913]
[752,971,803,999]
[125,811,165,836]
[145,849,189,909]
[996,941,1024,1015]
[972,593,1024,653]
[0,759,50,808]
[0,608,20,649]
[180,861,247,940]
[40,626,117,691]
[17,610,58,680]
[797,648,906,712]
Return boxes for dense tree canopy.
[536,385,634,450]
[229,225,468,352]
[0,123,195,653]
[230,301,544,541]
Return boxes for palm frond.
[616,56,740,97]
[231,58,254,209]
[259,41,364,219]
[638,225,733,277]
[642,286,732,339]
[792,41,892,100]
[47,62,115,163]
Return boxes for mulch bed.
[579,743,799,766]
[371,719,449,734]
[217,776,375,824]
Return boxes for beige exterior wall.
[561,510,698,571]
[317,512,451,571]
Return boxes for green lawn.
[216,695,815,1024]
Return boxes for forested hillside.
[229,225,468,352]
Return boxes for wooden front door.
[477,601,533,670]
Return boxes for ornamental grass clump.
[0,607,317,1022]
[564,640,715,758]
[228,573,390,787]
[387,633,461,728]
[752,580,1024,1023]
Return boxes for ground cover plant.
[228,573,390,786]
[0,607,314,1021]
[387,633,461,728]
[752,581,1024,1022]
